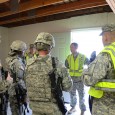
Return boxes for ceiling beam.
[0,0,9,3]
[0,0,64,17]
[0,0,108,25]
[36,0,107,17]
[2,6,112,28]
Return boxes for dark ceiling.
[0,0,112,28]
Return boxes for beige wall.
[1,12,115,65]
[8,12,115,60]
[51,32,70,63]
[8,12,115,46]
[0,27,9,66]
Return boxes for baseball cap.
[100,24,115,36]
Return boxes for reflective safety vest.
[25,53,37,61]
[67,53,86,77]
[89,42,115,98]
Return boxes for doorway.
[71,28,103,58]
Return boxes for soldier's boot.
[80,111,85,115]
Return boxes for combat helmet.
[34,32,55,50]
[10,40,27,51]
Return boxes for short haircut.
[29,44,36,48]
[71,42,78,48]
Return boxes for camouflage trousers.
[9,96,23,115]
[92,96,115,115]
[70,77,86,111]
[30,101,62,115]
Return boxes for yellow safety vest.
[89,42,115,98]
[67,53,86,77]
[25,53,37,61]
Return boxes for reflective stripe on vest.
[89,42,115,98]
[89,80,115,98]
[67,53,86,77]
[26,53,37,60]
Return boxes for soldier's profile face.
[102,32,110,46]
[102,34,106,46]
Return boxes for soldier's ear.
[103,33,109,42]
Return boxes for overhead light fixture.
[106,0,115,14]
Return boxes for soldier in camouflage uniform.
[82,25,115,115]
[26,32,72,115]
[0,60,13,93]
[65,43,89,115]
[5,40,27,115]
[0,60,13,115]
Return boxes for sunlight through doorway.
[71,28,103,58]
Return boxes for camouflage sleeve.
[13,61,25,80]
[0,80,10,92]
[13,60,26,90]
[57,62,72,91]
[82,53,111,86]
[61,67,73,91]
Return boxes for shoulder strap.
[51,57,56,68]
[51,57,67,114]
[51,57,62,85]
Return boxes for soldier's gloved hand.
[23,102,27,107]
[6,72,13,84]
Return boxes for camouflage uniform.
[65,53,89,112]
[0,81,11,93]
[82,25,115,115]
[26,32,72,115]
[0,60,11,92]
[82,53,115,115]
[5,40,27,115]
